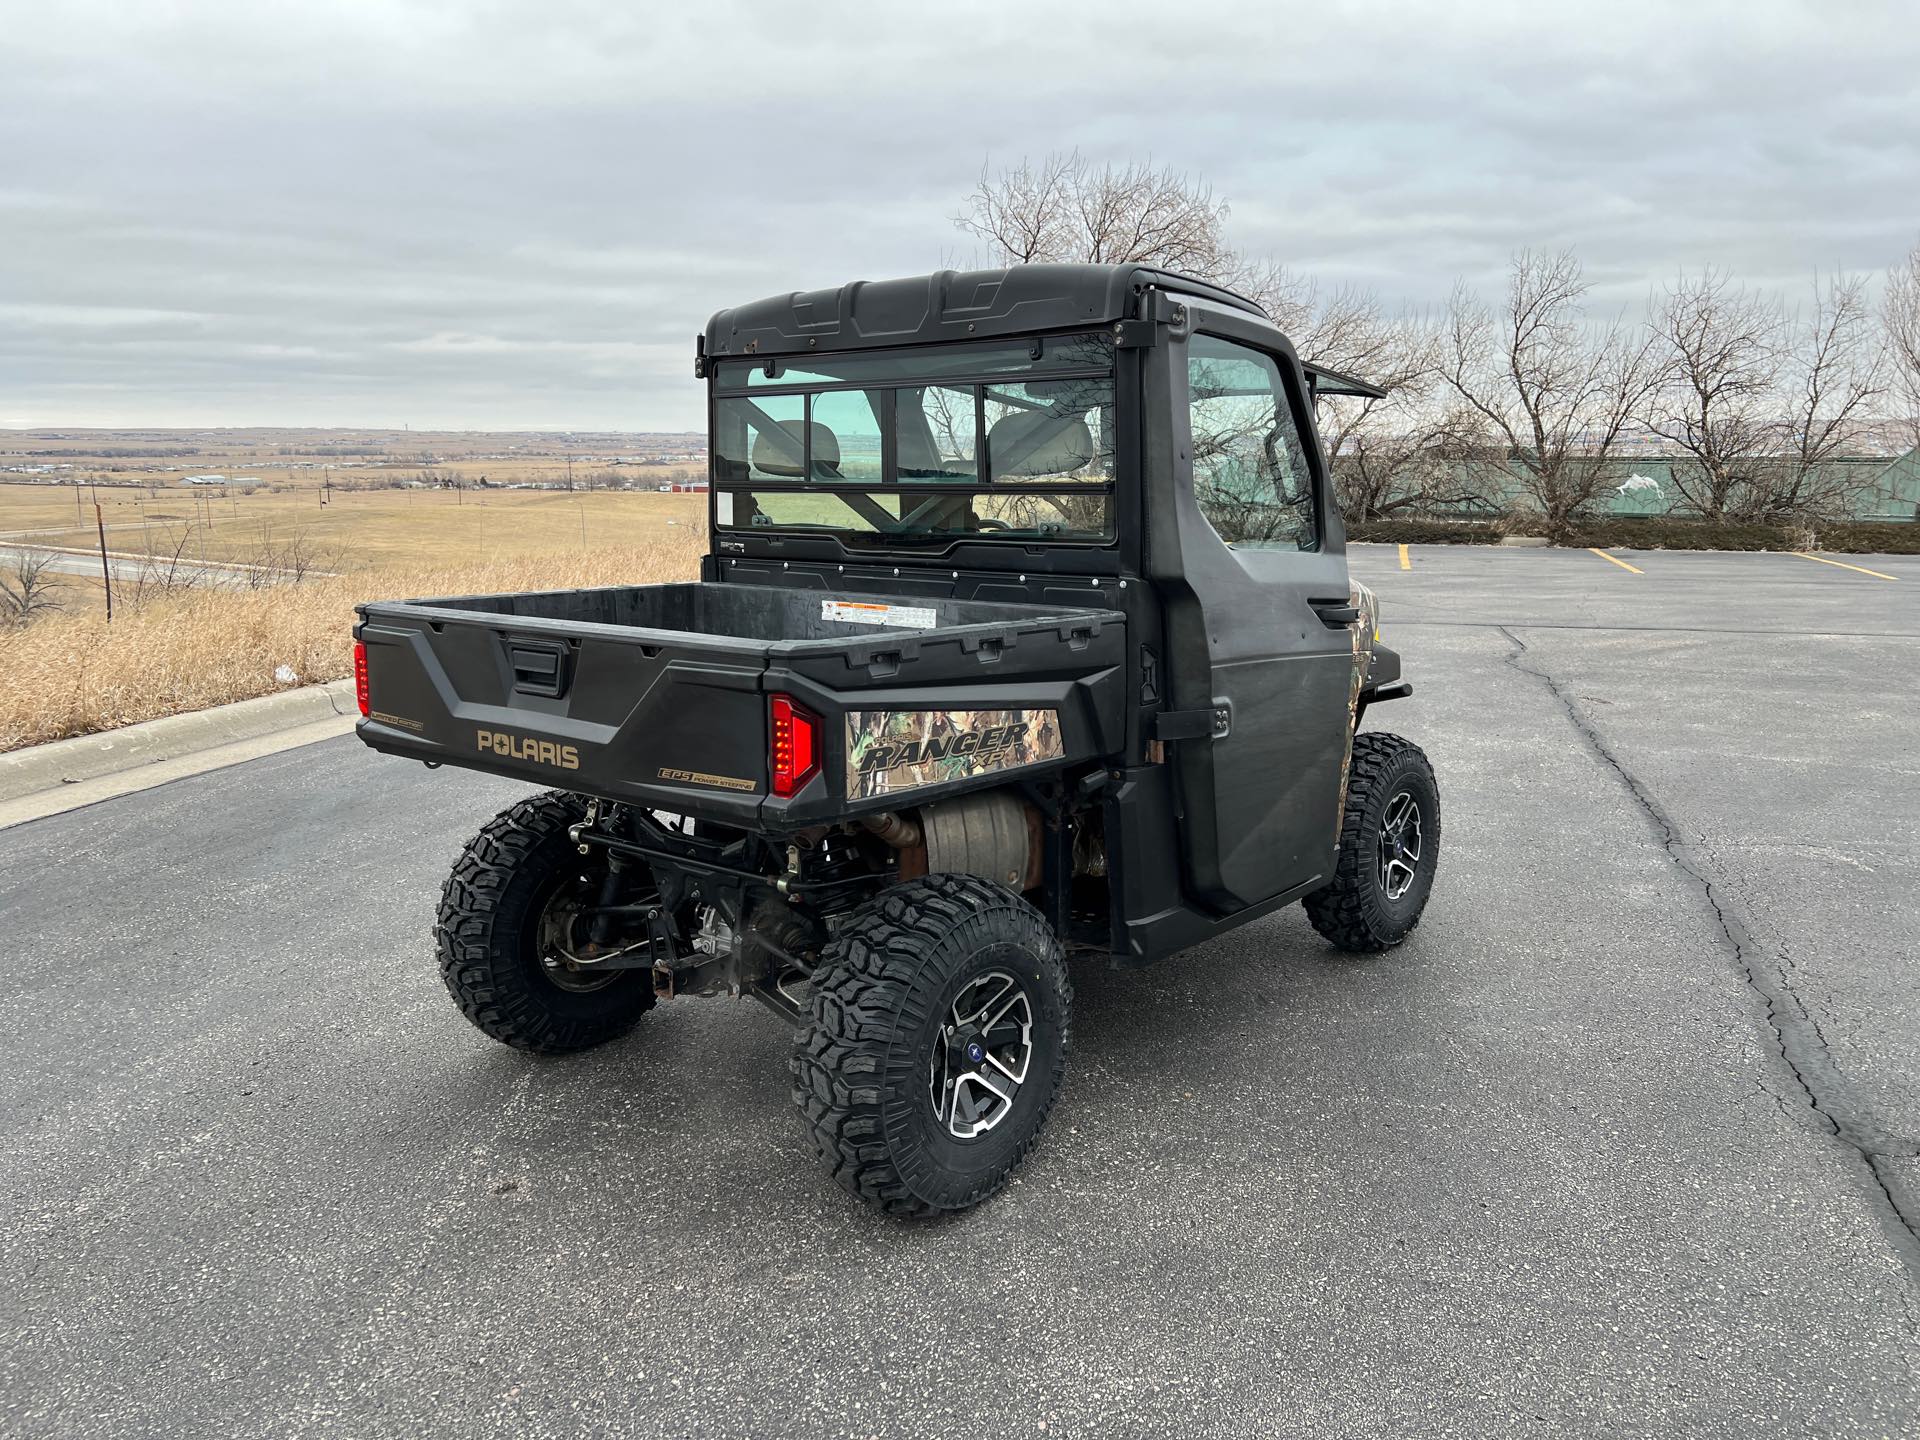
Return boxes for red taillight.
[352,640,370,717]
[769,693,819,798]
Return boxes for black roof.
[702,263,1266,361]
[699,263,1388,399]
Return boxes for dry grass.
[0,533,705,752]
[2,484,708,571]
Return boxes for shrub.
[1559,518,1802,551]
[1346,519,1501,544]
[1350,513,1919,554]
[1564,518,1920,553]
[1810,523,1920,555]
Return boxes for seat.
[986,410,1094,480]
[750,419,841,479]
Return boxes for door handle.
[1309,598,1360,627]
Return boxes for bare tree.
[1642,268,1786,520]
[1301,309,1480,522]
[0,550,65,626]
[1224,263,1391,373]
[124,524,204,604]
[1746,274,1886,520]
[1224,268,1495,524]
[958,152,1390,373]
[238,526,333,588]
[957,152,1234,275]
[1331,403,1502,524]
[1440,249,1663,540]
[1884,237,1920,452]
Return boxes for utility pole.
[95,501,113,623]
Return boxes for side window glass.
[1185,334,1318,551]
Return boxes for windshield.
[710,334,1116,547]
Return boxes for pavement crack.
[1497,624,1920,1282]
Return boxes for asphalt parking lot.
[3,543,1917,1438]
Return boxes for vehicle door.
[1157,317,1358,911]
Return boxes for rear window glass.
[894,386,977,482]
[984,380,1112,485]
[711,333,1118,548]
[713,394,804,482]
[716,488,1113,543]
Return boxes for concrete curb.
[0,679,357,805]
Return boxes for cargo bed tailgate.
[355,599,772,823]
[354,582,1124,825]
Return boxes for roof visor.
[1302,363,1389,400]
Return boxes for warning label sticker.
[821,599,938,631]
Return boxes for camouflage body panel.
[1334,579,1381,840]
[846,708,1064,800]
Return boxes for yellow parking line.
[1588,547,1643,574]
[1397,543,1411,571]
[1790,551,1897,581]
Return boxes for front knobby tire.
[1304,732,1441,953]
[790,874,1071,1218]
[435,790,654,1054]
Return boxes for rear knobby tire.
[790,874,1071,1218]
[435,790,654,1054]
[1304,732,1440,953]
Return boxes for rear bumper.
[355,715,769,826]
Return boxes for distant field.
[0,459,695,492]
[1,426,709,565]
[1,425,703,473]
[0,430,718,750]
[1,482,707,576]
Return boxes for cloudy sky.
[4,0,1917,432]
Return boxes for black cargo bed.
[354,582,1125,825]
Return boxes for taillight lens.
[769,693,819,798]
[352,640,370,717]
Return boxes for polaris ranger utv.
[353,263,1437,1217]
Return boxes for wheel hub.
[1377,791,1423,901]
[928,970,1035,1141]
[536,872,653,994]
